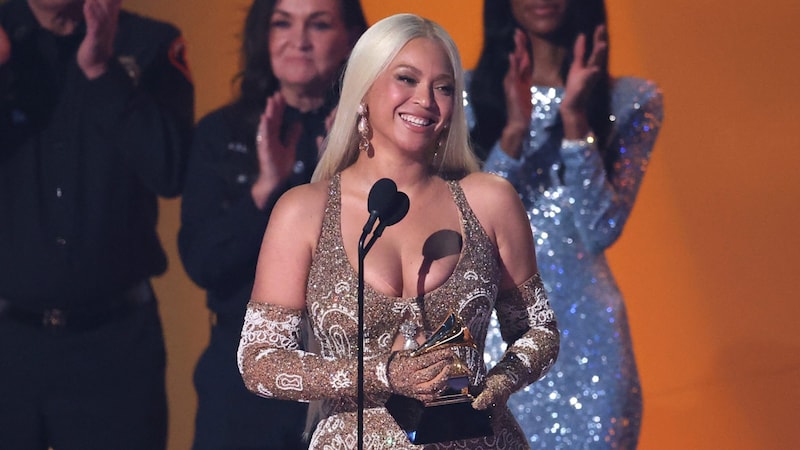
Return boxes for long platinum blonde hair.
[311,13,479,182]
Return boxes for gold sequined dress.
[239,173,559,449]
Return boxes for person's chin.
[279,74,318,87]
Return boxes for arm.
[238,301,392,402]
[482,26,610,195]
[237,186,391,402]
[478,29,531,185]
[473,273,558,410]
[0,25,9,141]
[250,91,301,209]
[0,24,8,65]
[561,79,664,253]
[0,22,20,150]
[177,112,276,292]
[467,106,529,189]
[78,13,194,197]
[481,141,526,188]
[463,174,559,409]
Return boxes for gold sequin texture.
[239,173,559,449]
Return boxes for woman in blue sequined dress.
[466,0,663,448]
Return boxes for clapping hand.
[315,106,337,159]
[250,91,302,209]
[499,28,533,158]
[77,0,122,79]
[560,25,608,138]
[0,26,10,66]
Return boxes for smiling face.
[363,37,455,158]
[268,0,352,92]
[510,0,570,37]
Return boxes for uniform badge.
[117,55,141,86]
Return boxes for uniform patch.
[168,35,192,83]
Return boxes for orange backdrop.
[121,1,800,448]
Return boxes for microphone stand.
[356,230,369,450]
[356,179,409,449]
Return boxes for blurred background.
[116,0,799,448]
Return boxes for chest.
[339,189,463,299]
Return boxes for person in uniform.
[0,0,193,449]
[177,0,366,448]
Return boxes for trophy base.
[385,394,493,444]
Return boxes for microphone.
[356,177,408,450]
[378,190,409,230]
[360,179,409,254]
[366,191,409,252]
[362,178,399,238]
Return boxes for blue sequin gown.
[466,76,664,449]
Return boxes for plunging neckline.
[332,174,468,303]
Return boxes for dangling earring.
[357,103,370,152]
[433,126,448,165]
[437,125,448,150]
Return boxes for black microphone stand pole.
[357,232,369,450]
[355,179,408,450]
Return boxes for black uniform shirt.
[178,102,330,320]
[0,0,194,311]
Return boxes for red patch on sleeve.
[168,36,192,84]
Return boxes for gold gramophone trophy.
[385,312,493,444]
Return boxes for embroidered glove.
[472,353,522,410]
[237,301,391,402]
[476,273,560,409]
[387,348,455,403]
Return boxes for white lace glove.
[475,273,559,410]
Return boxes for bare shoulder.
[458,172,521,215]
[458,172,531,253]
[268,180,330,238]
[459,174,536,285]
[252,180,332,308]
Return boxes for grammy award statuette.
[385,312,493,444]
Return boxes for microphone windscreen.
[382,191,410,227]
[367,178,398,216]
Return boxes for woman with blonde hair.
[239,13,559,448]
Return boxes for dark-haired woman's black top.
[179,102,331,450]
